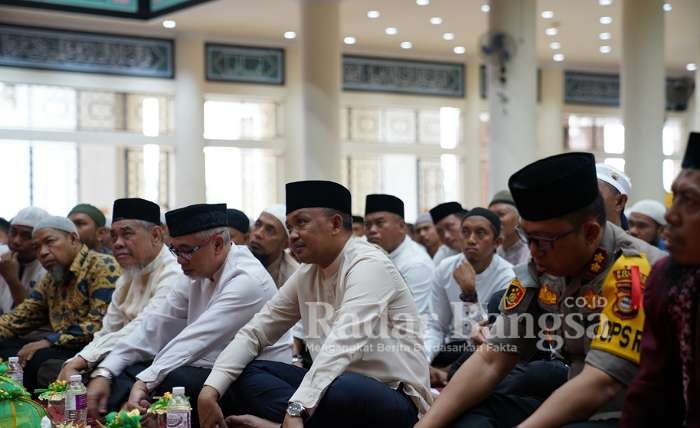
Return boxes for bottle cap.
[8,356,18,363]
[70,374,82,383]
[172,386,185,395]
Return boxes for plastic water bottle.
[6,356,23,385]
[64,374,87,424]
[166,386,191,428]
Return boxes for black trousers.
[226,360,419,428]
[451,392,619,428]
[0,337,78,394]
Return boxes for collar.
[389,235,410,258]
[140,245,170,275]
[208,246,231,283]
[68,244,91,277]
[321,237,352,279]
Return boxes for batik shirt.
[0,245,120,348]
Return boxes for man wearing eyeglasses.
[416,152,665,428]
[43,199,182,407]
[87,203,291,424]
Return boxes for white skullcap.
[104,215,112,228]
[11,207,50,229]
[32,216,78,236]
[628,199,667,226]
[415,213,433,225]
[262,204,288,235]
[596,163,631,196]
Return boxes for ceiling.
[1,0,699,74]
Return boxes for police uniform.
[454,152,666,427]
[489,223,665,418]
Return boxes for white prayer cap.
[262,204,288,235]
[596,163,631,196]
[628,199,667,226]
[32,216,78,236]
[104,215,112,228]
[11,207,50,229]
[415,213,433,225]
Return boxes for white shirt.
[0,255,45,314]
[497,238,531,267]
[432,244,459,266]
[78,246,183,367]
[389,235,435,315]
[424,253,514,362]
[99,245,292,391]
[204,237,433,414]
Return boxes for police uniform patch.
[538,283,558,306]
[581,288,604,310]
[503,278,526,310]
[585,248,609,278]
[591,255,651,364]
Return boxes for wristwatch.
[90,367,113,382]
[459,290,478,303]
[286,402,308,419]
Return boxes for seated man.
[248,204,299,289]
[417,153,666,428]
[430,202,467,266]
[0,207,50,313]
[489,190,530,266]
[46,198,183,383]
[197,180,432,428]
[621,132,700,427]
[248,205,306,367]
[226,208,250,245]
[0,216,119,393]
[68,203,111,254]
[365,193,434,315]
[424,208,514,385]
[597,162,631,229]
[87,203,291,423]
[351,215,365,237]
[414,213,441,258]
[626,199,667,249]
[0,217,9,245]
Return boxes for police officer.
[416,152,666,428]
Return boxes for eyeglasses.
[518,227,577,252]
[168,232,222,261]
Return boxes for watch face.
[287,402,304,417]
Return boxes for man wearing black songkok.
[417,152,665,428]
[198,181,432,428]
[622,132,700,428]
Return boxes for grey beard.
[49,266,66,282]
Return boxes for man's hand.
[0,252,20,283]
[471,320,490,347]
[124,380,150,413]
[87,376,111,420]
[429,366,447,387]
[453,260,476,294]
[198,385,226,428]
[281,415,303,428]
[17,339,50,366]
[58,356,88,382]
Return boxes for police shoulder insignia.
[503,278,526,310]
[538,283,558,306]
